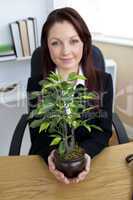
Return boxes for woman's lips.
[60,58,73,63]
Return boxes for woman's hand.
[70,153,91,183]
[48,150,91,184]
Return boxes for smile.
[60,58,74,63]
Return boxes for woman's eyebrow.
[49,35,79,41]
[70,35,79,38]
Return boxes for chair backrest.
[30,45,105,78]
[92,45,105,72]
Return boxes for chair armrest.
[9,114,29,155]
[112,113,129,144]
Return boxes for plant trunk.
[63,121,69,153]
[69,128,75,152]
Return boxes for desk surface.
[0,143,133,200]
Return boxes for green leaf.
[39,79,49,86]
[50,134,61,137]
[29,109,38,119]
[38,102,54,114]
[67,72,86,81]
[84,124,92,132]
[90,125,103,132]
[76,74,86,80]
[61,81,71,90]
[39,121,49,132]
[30,119,43,128]
[82,95,95,100]
[83,105,98,112]
[50,71,62,81]
[72,120,80,129]
[50,137,61,146]
[43,82,56,89]
[29,91,42,100]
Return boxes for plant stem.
[63,121,69,152]
[60,88,69,153]
[70,128,75,151]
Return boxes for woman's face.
[47,21,83,72]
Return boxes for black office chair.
[9,45,129,155]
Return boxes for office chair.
[9,45,129,155]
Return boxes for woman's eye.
[71,39,79,44]
[51,41,59,46]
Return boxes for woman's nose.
[62,43,71,55]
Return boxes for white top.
[75,67,85,87]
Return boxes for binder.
[25,18,36,55]
[17,20,30,57]
[9,22,23,58]
[28,17,39,48]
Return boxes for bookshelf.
[0,1,54,106]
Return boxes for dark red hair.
[41,7,102,91]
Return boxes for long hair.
[41,7,102,91]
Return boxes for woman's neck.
[56,66,79,81]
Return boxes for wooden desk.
[0,143,133,200]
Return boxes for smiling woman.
[28,7,113,184]
[47,21,83,80]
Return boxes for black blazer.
[27,72,113,164]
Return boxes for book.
[0,55,16,62]
[28,17,39,48]
[0,44,13,52]
[0,44,16,61]
[9,22,23,58]
[0,44,15,56]
[0,51,15,56]
[25,18,36,55]
[17,20,30,57]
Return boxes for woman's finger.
[48,150,56,170]
[84,154,91,171]
[48,151,70,184]
[54,170,70,184]
[73,154,91,183]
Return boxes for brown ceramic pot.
[54,151,86,178]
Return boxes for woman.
[28,7,113,184]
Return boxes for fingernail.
[65,179,69,184]
[76,179,79,183]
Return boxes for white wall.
[0,0,53,155]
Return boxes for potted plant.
[29,72,102,178]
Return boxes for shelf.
[16,56,31,61]
[0,55,16,62]
[0,81,27,105]
[0,56,31,63]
